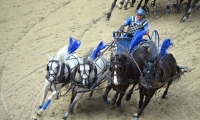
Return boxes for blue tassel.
[68,36,81,54]
[90,41,108,60]
[42,99,51,110]
[160,38,173,58]
[129,30,147,53]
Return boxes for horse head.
[74,57,95,87]
[142,56,157,85]
[46,55,63,83]
[111,50,132,85]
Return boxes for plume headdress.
[90,41,108,60]
[160,38,173,58]
[129,30,147,53]
[68,36,81,54]
[65,36,81,60]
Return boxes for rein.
[140,55,184,89]
[140,71,183,89]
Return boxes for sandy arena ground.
[0,0,200,120]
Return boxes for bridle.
[47,58,60,83]
[112,53,138,85]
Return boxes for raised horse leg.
[180,0,199,22]
[106,0,118,21]
[32,80,62,120]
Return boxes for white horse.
[32,37,81,120]
[61,42,109,120]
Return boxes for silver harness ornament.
[127,16,147,35]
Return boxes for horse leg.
[118,0,125,9]
[32,81,49,120]
[110,92,119,106]
[130,0,136,7]
[134,86,145,120]
[62,92,84,120]
[151,0,156,7]
[185,0,192,13]
[135,89,155,120]
[180,0,199,22]
[142,0,150,12]
[124,0,130,10]
[125,83,137,101]
[116,93,125,108]
[161,80,173,98]
[103,85,112,105]
[136,0,144,10]
[37,84,62,116]
[174,0,184,12]
[166,0,172,14]
[106,0,117,21]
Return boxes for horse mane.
[83,48,94,60]
[56,45,69,63]
[119,51,130,68]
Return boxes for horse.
[103,30,158,108]
[61,41,109,120]
[150,0,181,14]
[180,0,199,22]
[106,0,150,21]
[134,38,184,120]
[32,37,81,120]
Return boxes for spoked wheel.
[149,30,160,50]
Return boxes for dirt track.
[0,0,200,120]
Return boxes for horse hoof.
[116,104,121,108]
[161,95,166,99]
[134,116,139,120]
[124,7,128,10]
[32,115,38,120]
[37,109,44,116]
[180,19,185,23]
[125,97,131,101]
[134,113,138,117]
[118,4,123,10]
[62,116,68,120]
[104,100,110,105]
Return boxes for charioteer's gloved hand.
[117,25,125,37]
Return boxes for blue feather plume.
[68,36,81,54]
[129,30,147,53]
[160,38,173,58]
[90,41,108,60]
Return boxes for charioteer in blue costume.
[117,8,149,38]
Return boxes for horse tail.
[174,65,183,81]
